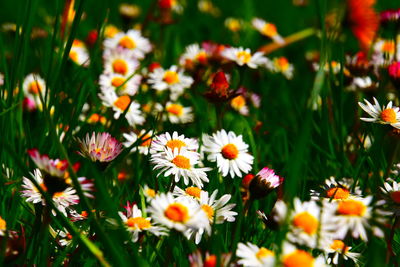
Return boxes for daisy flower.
[179,44,208,69]
[77,132,123,162]
[21,169,79,216]
[380,178,400,215]
[372,39,396,67]
[142,185,157,201]
[123,130,153,155]
[310,176,361,201]
[189,250,231,267]
[173,186,204,201]
[284,198,334,248]
[147,192,210,233]
[56,228,74,247]
[202,130,254,178]
[22,73,46,109]
[236,242,275,267]
[160,102,194,124]
[69,40,90,67]
[103,48,140,76]
[28,149,68,178]
[249,167,283,199]
[150,131,198,157]
[99,91,145,127]
[151,148,210,188]
[280,242,327,267]
[224,17,243,32]
[222,47,267,69]
[265,57,294,79]
[148,65,194,100]
[322,239,360,265]
[326,196,374,240]
[104,24,121,38]
[185,190,237,244]
[103,29,151,59]
[358,97,400,129]
[230,95,249,116]
[0,216,6,236]
[252,17,284,44]
[119,203,167,242]
[99,72,141,96]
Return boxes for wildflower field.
[2,0,400,266]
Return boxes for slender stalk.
[258,28,317,55]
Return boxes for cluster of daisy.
[236,176,390,266]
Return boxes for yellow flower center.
[53,192,64,198]
[39,183,48,192]
[145,188,156,198]
[221,143,239,160]
[185,186,201,199]
[283,250,314,267]
[166,139,187,151]
[330,240,349,253]
[381,108,397,123]
[231,95,246,109]
[201,204,214,220]
[164,203,189,222]
[256,247,274,259]
[236,51,252,64]
[226,19,241,32]
[114,95,131,111]
[111,77,126,88]
[326,187,350,200]
[337,200,366,216]
[292,212,319,235]
[69,50,79,63]
[166,104,183,116]
[163,71,180,85]
[28,81,42,94]
[276,57,289,71]
[119,36,136,49]
[105,25,119,38]
[196,51,208,64]
[0,216,6,231]
[262,23,277,37]
[382,41,395,54]
[140,134,152,147]
[112,59,128,75]
[390,191,400,204]
[172,155,191,169]
[126,217,151,229]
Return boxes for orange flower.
[347,0,379,51]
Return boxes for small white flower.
[21,169,79,216]
[150,131,198,157]
[150,147,210,188]
[185,190,237,244]
[358,97,400,129]
[236,242,275,267]
[123,130,153,155]
[148,65,193,100]
[202,130,253,178]
[99,90,145,127]
[252,18,284,44]
[147,192,210,233]
[103,48,140,76]
[119,203,167,242]
[99,72,141,96]
[104,29,151,59]
[222,47,268,69]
